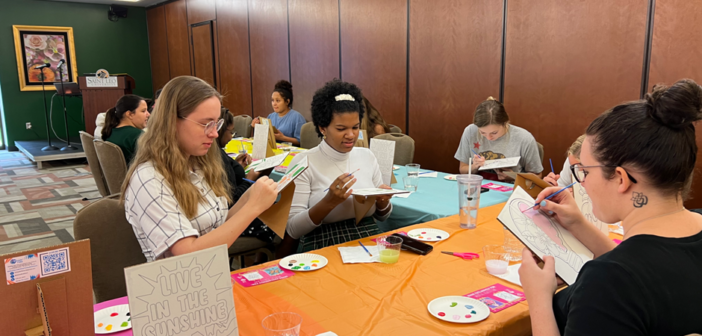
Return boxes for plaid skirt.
[297,217,381,253]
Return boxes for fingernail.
[548,210,554,215]
[540,200,547,207]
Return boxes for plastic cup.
[261,312,302,336]
[483,245,509,275]
[406,163,420,177]
[282,142,293,152]
[403,176,419,192]
[503,228,524,261]
[457,175,483,229]
[377,235,403,264]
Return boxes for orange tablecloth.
[231,203,533,336]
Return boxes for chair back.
[388,124,403,134]
[94,140,128,195]
[536,141,545,163]
[373,133,415,165]
[79,131,109,197]
[233,114,253,138]
[300,121,321,149]
[73,194,146,303]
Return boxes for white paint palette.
[427,296,490,323]
[94,304,131,334]
[279,253,328,271]
[444,175,457,181]
[407,228,450,242]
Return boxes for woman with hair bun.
[282,79,393,253]
[102,94,149,165]
[519,79,702,335]
[251,80,307,146]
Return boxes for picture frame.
[12,25,79,92]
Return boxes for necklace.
[626,207,686,232]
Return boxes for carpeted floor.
[0,151,98,255]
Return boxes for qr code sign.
[38,247,71,276]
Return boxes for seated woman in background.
[521,79,702,335]
[544,134,585,187]
[217,107,276,244]
[455,97,542,181]
[122,76,279,261]
[283,79,393,254]
[361,96,391,138]
[251,80,307,146]
[102,94,150,165]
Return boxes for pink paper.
[231,265,294,287]
[482,183,513,192]
[613,239,622,245]
[464,283,525,313]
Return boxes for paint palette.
[444,175,457,181]
[393,165,400,170]
[279,253,328,272]
[407,228,450,242]
[427,296,490,323]
[94,304,131,334]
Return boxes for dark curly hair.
[274,80,293,109]
[311,79,365,137]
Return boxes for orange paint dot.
[106,325,112,331]
[97,323,103,328]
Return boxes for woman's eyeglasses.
[570,163,638,184]
[179,117,224,135]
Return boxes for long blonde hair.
[120,76,231,219]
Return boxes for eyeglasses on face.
[570,163,638,184]
[179,117,224,135]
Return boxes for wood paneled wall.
[145,0,702,208]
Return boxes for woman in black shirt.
[521,79,702,335]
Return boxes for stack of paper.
[338,246,380,263]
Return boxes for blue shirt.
[268,109,306,142]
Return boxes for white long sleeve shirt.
[286,140,392,239]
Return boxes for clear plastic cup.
[403,176,419,192]
[503,228,524,261]
[482,245,509,275]
[377,235,403,264]
[261,312,302,336]
[457,175,483,229]
[406,163,420,177]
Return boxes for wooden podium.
[78,75,135,134]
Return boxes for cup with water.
[406,163,420,177]
[457,175,483,229]
[503,228,524,261]
[482,245,509,275]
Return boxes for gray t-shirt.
[454,124,543,174]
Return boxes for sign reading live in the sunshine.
[124,245,239,336]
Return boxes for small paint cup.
[262,312,302,336]
[482,245,509,275]
[377,235,403,264]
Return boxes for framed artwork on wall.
[12,25,79,91]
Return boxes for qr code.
[39,248,70,276]
[494,291,522,302]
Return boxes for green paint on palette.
[450,302,457,307]
[121,322,129,327]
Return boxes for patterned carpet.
[0,151,98,255]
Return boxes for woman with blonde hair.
[121,76,279,261]
[544,134,586,187]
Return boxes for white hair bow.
[335,94,355,102]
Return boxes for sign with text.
[85,77,118,87]
[124,245,239,336]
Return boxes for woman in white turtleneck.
[282,79,392,254]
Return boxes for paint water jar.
[457,175,483,229]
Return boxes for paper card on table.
[370,139,396,185]
[252,153,288,172]
[514,173,551,199]
[355,130,369,148]
[253,124,272,160]
[259,182,297,238]
[490,264,522,287]
[464,283,525,313]
[338,246,381,263]
[392,191,413,198]
[276,157,308,192]
[125,245,239,336]
[478,157,521,171]
[352,188,409,196]
[231,265,294,287]
[497,186,593,285]
[482,183,514,192]
[572,183,613,235]
[418,171,438,178]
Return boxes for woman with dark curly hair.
[282,79,393,253]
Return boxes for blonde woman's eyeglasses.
[179,117,224,135]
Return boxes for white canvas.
[497,186,593,285]
[125,245,239,336]
[479,157,521,171]
[369,139,395,185]
[252,124,269,160]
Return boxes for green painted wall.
[0,0,153,150]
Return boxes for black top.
[219,149,275,243]
[554,229,702,335]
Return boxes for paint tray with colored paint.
[94,304,131,334]
[279,253,328,271]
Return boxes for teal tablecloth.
[378,166,513,231]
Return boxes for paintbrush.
[521,182,576,213]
